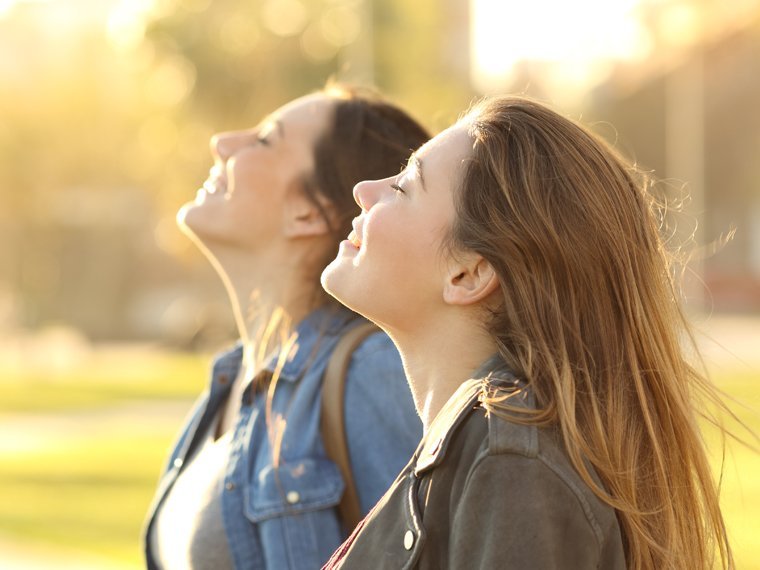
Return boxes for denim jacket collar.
[273,306,357,383]
[211,306,358,389]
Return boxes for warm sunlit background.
[1,0,758,567]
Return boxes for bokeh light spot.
[262,0,308,37]
[107,6,147,52]
[138,114,180,157]
[659,2,702,49]
[301,20,339,62]
[214,12,260,56]
[320,5,360,47]
[144,55,196,106]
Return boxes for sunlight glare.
[0,0,14,19]
[659,2,701,49]
[0,0,53,20]
[107,0,158,52]
[470,0,649,93]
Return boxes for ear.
[282,190,333,238]
[442,253,499,306]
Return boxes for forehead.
[416,123,473,189]
[269,93,335,137]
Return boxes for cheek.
[226,169,286,224]
[229,155,272,196]
[363,215,396,256]
[364,214,442,295]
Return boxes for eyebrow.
[260,118,284,139]
[409,153,426,191]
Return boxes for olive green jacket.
[324,358,627,569]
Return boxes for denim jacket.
[325,355,626,569]
[143,306,422,569]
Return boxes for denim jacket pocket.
[246,457,345,521]
[245,458,346,568]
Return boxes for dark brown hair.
[302,84,430,299]
[263,85,429,465]
[450,96,732,569]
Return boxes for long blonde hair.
[450,96,732,569]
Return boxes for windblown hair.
[450,97,731,569]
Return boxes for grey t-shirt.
[151,417,234,570]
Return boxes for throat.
[392,322,499,433]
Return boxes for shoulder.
[209,342,243,383]
[449,404,620,546]
[438,415,625,569]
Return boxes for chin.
[176,200,192,225]
[321,258,364,313]
[177,203,231,256]
[176,202,203,239]
[320,258,345,300]
[322,260,389,332]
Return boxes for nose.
[353,178,386,211]
[210,130,247,162]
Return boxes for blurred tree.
[0,0,476,341]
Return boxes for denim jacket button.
[286,491,300,504]
[173,458,183,468]
[225,482,236,491]
[403,530,415,550]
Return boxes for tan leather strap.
[321,321,380,533]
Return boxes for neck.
[387,311,497,433]
[199,240,323,374]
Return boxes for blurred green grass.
[0,436,172,563]
[0,348,207,412]
[0,348,757,568]
[700,370,760,569]
[0,347,208,566]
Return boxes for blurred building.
[588,14,760,312]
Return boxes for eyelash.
[390,183,405,194]
[256,135,270,146]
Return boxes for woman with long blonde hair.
[321,96,732,569]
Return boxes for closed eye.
[390,183,405,194]
[255,120,279,147]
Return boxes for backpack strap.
[321,321,380,533]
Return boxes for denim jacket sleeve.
[343,331,422,514]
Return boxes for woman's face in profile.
[321,123,473,331]
[177,93,334,252]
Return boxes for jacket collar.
[414,354,520,476]
[263,305,358,383]
[209,305,359,389]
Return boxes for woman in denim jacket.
[143,85,427,570]
[322,96,733,569]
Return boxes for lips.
[202,165,227,196]
[348,219,364,248]
[202,179,224,195]
[347,230,362,249]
